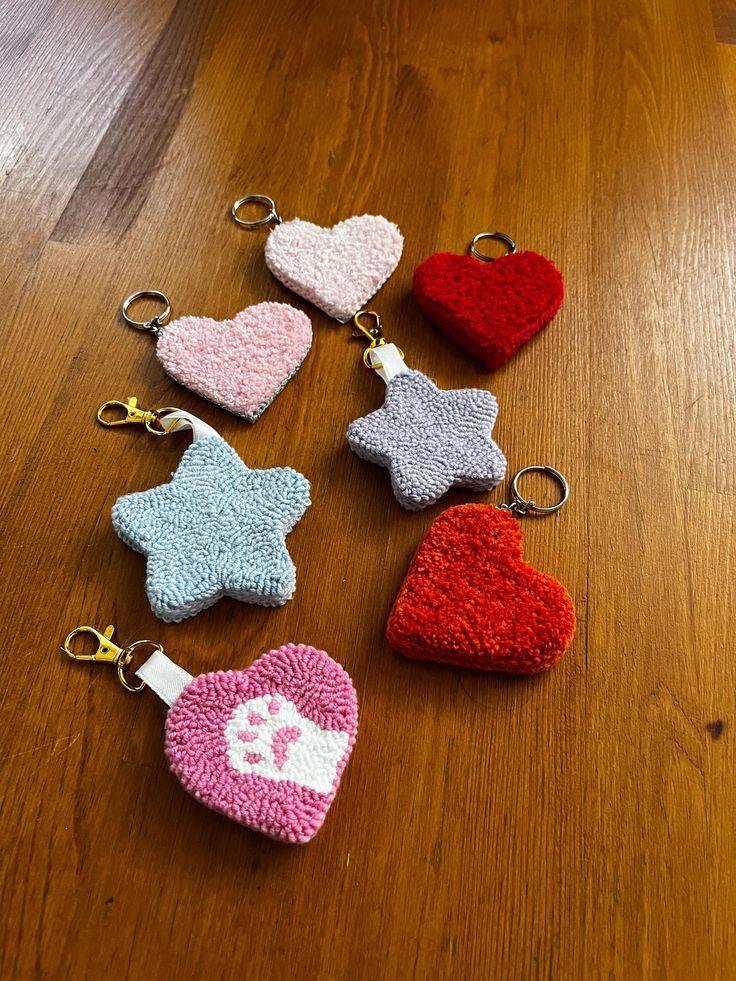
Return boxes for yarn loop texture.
[346,370,506,510]
[265,215,404,322]
[112,436,311,621]
[387,504,575,673]
[413,250,564,369]
[165,644,358,843]
[156,302,312,421]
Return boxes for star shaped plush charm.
[346,369,506,510]
[112,436,311,621]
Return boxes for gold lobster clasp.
[62,624,157,693]
[352,311,404,370]
[96,397,178,435]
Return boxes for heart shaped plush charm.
[386,504,575,673]
[413,250,564,369]
[264,215,404,322]
[165,644,358,842]
[156,302,312,421]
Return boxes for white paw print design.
[224,694,349,794]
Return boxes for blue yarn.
[112,436,311,622]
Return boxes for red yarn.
[386,504,575,674]
[413,250,564,369]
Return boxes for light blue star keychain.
[346,312,506,510]
[97,398,311,621]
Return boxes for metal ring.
[363,345,404,370]
[118,640,162,693]
[510,466,569,514]
[145,408,181,436]
[470,232,517,262]
[231,194,281,227]
[121,290,171,334]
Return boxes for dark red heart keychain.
[413,232,564,369]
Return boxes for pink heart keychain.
[63,625,358,844]
[122,290,312,421]
[231,194,404,322]
[413,232,564,369]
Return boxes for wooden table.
[2,0,734,976]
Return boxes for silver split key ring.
[230,194,282,227]
[121,290,171,337]
[470,231,517,261]
[500,465,569,517]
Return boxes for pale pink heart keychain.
[231,194,404,322]
[63,624,358,844]
[121,289,312,421]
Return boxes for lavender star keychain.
[345,312,506,510]
[231,194,404,322]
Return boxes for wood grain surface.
[1,0,735,977]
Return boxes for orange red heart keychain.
[387,466,575,674]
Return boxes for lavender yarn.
[346,369,506,510]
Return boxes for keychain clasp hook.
[62,624,154,693]
[63,624,122,664]
[97,397,179,435]
[352,311,404,370]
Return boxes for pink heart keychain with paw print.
[63,624,358,844]
[231,194,404,322]
[121,289,312,422]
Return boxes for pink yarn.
[165,644,358,843]
[264,215,404,322]
[156,302,312,421]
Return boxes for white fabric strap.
[160,410,220,443]
[136,650,193,707]
[367,343,409,385]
